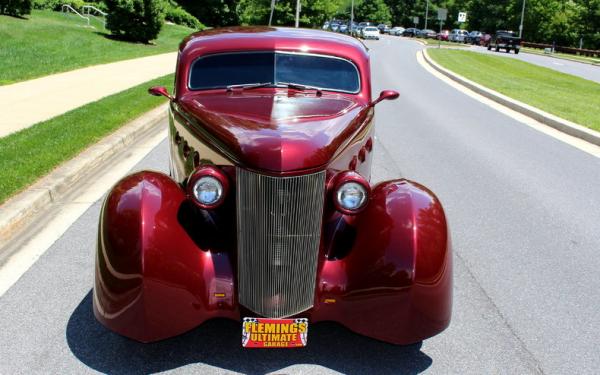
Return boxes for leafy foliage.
[0,0,32,16]
[105,0,165,43]
[164,0,204,29]
[238,0,344,27]
[176,0,238,26]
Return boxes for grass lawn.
[428,49,600,131]
[0,10,193,85]
[521,47,600,65]
[421,39,468,47]
[0,74,173,204]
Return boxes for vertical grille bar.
[237,169,326,318]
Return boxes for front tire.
[487,44,491,50]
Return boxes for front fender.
[314,179,452,344]
[93,171,238,342]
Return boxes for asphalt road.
[465,43,600,83]
[1,36,600,374]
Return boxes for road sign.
[458,12,467,23]
[437,8,447,21]
[413,16,419,25]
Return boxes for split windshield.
[188,52,360,93]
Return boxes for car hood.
[177,91,370,173]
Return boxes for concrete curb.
[422,49,600,147]
[0,103,168,244]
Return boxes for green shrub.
[0,0,33,16]
[164,2,202,29]
[105,0,164,43]
[33,0,102,11]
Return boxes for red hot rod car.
[93,27,452,347]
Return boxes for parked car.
[487,30,521,53]
[362,26,380,40]
[448,29,469,42]
[389,26,405,36]
[94,27,452,347]
[465,31,483,44]
[339,24,348,34]
[438,29,450,41]
[330,23,340,32]
[402,27,420,37]
[480,33,492,46]
[322,22,329,30]
[377,24,389,34]
[418,29,438,39]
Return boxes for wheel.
[487,44,491,50]
[515,49,519,54]
[495,45,499,52]
[505,48,510,53]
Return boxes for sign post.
[437,8,447,49]
[268,0,276,26]
[413,16,419,29]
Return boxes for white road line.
[0,130,167,297]
[416,51,600,158]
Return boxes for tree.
[0,0,32,16]
[354,0,392,24]
[176,0,239,26]
[238,0,344,27]
[105,0,165,43]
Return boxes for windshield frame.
[187,50,362,94]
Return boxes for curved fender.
[314,179,452,344]
[93,171,237,342]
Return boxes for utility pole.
[268,0,275,26]
[519,0,526,38]
[295,0,300,28]
[424,0,429,30]
[350,0,354,29]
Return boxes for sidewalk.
[0,52,176,138]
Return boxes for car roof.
[180,27,368,57]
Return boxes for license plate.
[242,317,308,348]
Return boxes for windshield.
[189,52,360,94]
[364,27,378,32]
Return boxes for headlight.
[336,182,367,211]
[332,171,370,215]
[193,176,222,205]
[187,166,229,209]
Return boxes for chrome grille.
[237,169,326,318]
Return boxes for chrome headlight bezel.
[187,166,229,209]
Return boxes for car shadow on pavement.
[67,291,432,374]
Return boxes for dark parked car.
[377,24,389,34]
[402,27,420,37]
[418,29,438,39]
[466,31,483,44]
[94,27,453,348]
[487,30,521,53]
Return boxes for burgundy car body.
[94,27,452,345]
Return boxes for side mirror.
[148,86,173,100]
[370,90,400,107]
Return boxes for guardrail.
[522,41,599,58]
[82,5,107,29]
